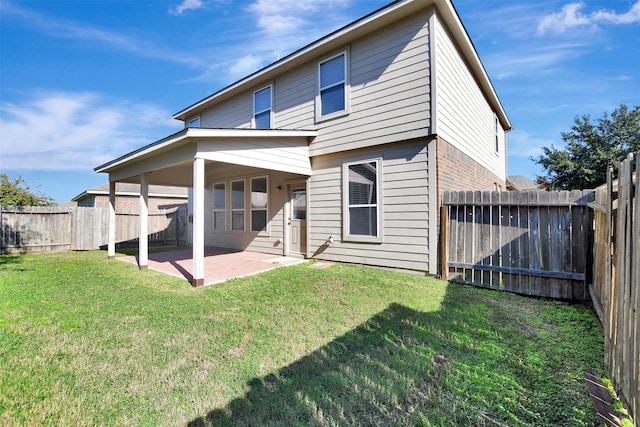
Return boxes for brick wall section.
[434,137,507,276]
[80,195,186,212]
[436,136,506,198]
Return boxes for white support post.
[139,173,149,270]
[192,157,205,286]
[108,181,116,259]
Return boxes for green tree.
[0,174,54,206]
[535,104,640,190]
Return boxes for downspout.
[427,9,439,275]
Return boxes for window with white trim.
[343,159,382,242]
[213,182,226,231]
[250,177,268,233]
[253,86,272,129]
[231,180,245,231]
[188,117,200,128]
[318,52,348,119]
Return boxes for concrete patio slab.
[119,247,307,286]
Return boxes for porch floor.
[119,247,307,286]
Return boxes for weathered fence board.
[0,206,72,253]
[441,190,594,300]
[1,206,187,253]
[589,152,639,424]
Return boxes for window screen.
[346,161,379,238]
[319,54,346,116]
[254,87,271,129]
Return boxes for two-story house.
[96,0,512,286]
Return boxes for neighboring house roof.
[507,175,541,191]
[172,0,512,132]
[72,182,189,202]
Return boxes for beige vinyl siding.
[308,139,431,272]
[434,14,507,180]
[193,10,431,157]
[309,12,431,156]
[274,66,316,129]
[202,169,302,255]
[197,137,312,176]
[200,92,252,129]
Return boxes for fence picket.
[1,206,186,253]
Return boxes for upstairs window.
[253,86,272,129]
[188,117,200,128]
[318,52,348,119]
[213,182,226,231]
[343,159,382,242]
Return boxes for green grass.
[0,251,605,426]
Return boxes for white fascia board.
[94,128,317,174]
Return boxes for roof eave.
[94,128,318,174]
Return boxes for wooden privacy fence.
[1,206,187,253]
[441,190,594,300]
[590,152,639,423]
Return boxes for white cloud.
[2,1,199,67]
[538,1,640,35]
[486,42,586,79]
[170,0,205,16]
[246,0,349,48]
[507,130,549,159]
[227,54,264,80]
[0,92,181,171]
[248,0,348,34]
[592,1,640,24]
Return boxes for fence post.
[440,202,449,280]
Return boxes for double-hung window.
[250,177,268,233]
[231,180,245,231]
[254,86,272,129]
[343,159,382,242]
[213,182,226,231]
[318,51,348,119]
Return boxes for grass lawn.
[1,250,605,426]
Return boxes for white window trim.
[230,179,245,232]
[342,158,383,243]
[252,84,273,129]
[316,49,350,123]
[495,115,500,155]
[250,175,269,235]
[188,116,200,128]
[212,182,226,231]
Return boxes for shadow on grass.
[188,283,601,426]
[0,254,23,264]
[0,254,25,272]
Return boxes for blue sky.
[1,0,639,202]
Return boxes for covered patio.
[95,127,317,286]
[119,246,307,286]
